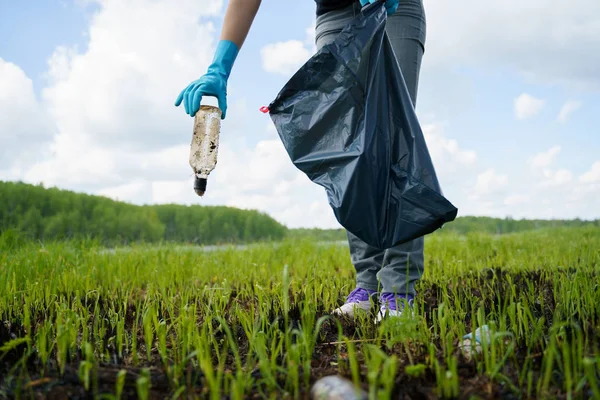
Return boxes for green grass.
[0,226,599,399]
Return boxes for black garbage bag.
[265,1,458,249]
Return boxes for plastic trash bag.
[265,1,458,249]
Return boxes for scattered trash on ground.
[311,375,368,400]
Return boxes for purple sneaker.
[332,287,378,317]
[376,292,415,322]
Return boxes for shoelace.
[346,287,374,303]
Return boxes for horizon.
[3,180,599,228]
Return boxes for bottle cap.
[194,177,207,196]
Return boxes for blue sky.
[1,0,599,228]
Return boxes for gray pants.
[315,0,427,296]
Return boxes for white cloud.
[212,138,339,228]
[580,161,600,183]
[260,20,316,77]
[530,145,561,169]
[414,0,600,220]
[485,154,599,219]
[0,166,25,183]
[41,0,221,153]
[260,40,311,76]
[470,168,509,199]
[305,20,317,54]
[526,147,574,189]
[265,121,278,138]
[557,100,582,123]
[423,124,477,165]
[504,194,529,206]
[514,93,545,120]
[98,180,153,204]
[540,168,573,188]
[423,0,600,88]
[421,123,477,188]
[22,138,192,191]
[0,59,56,170]
[458,160,600,220]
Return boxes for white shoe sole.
[331,300,372,318]
[375,308,415,323]
[376,308,402,323]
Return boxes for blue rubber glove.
[175,40,239,119]
[360,0,399,15]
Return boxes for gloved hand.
[175,40,239,119]
[359,0,399,15]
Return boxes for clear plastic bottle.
[189,104,221,197]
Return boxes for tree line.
[2,181,597,246]
[289,216,600,242]
[439,215,599,235]
[0,181,287,245]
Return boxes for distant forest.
[0,181,286,245]
[1,181,597,245]
[289,216,600,242]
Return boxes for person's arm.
[220,0,262,49]
[175,0,262,118]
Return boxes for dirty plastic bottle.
[189,103,221,197]
[460,325,491,361]
[311,375,367,400]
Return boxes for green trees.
[2,180,596,246]
[0,181,286,245]
[151,204,286,244]
[288,216,600,242]
[439,216,599,235]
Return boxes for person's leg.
[314,1,428,318]
[315,3,383,317]
[377,0,427,320]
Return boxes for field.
[0,226,599,399]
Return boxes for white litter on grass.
[311,375,367,400]
[459,325,491,361]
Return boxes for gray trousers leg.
[315,0,427,296]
